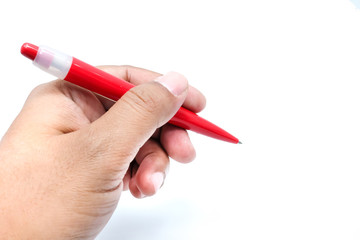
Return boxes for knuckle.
[124,87,163,116]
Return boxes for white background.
[1,0,360,239]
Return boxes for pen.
[21,43,240,144]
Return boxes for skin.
[0,66,206,239]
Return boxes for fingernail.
[155,71,188,96]
[151,172,164,192]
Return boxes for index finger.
[97,65,206,113]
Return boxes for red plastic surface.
[66,58,134,101]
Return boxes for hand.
[0,66,206,239]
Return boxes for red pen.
[21,43,240,144]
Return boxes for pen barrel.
[65,58,134,100]
[66,59,238,143]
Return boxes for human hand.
[0,66,206,239]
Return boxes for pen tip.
[238,141,242,144]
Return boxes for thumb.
[77,71,188,169]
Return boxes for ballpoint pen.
[21,43,241,144]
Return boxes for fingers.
[75,72,188,176]
[129,140,169,198]
[97,65,206,113]
[128,125,195,198]
[95,66,201,165]
[160,124,196,163]
[146,125,195,164]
